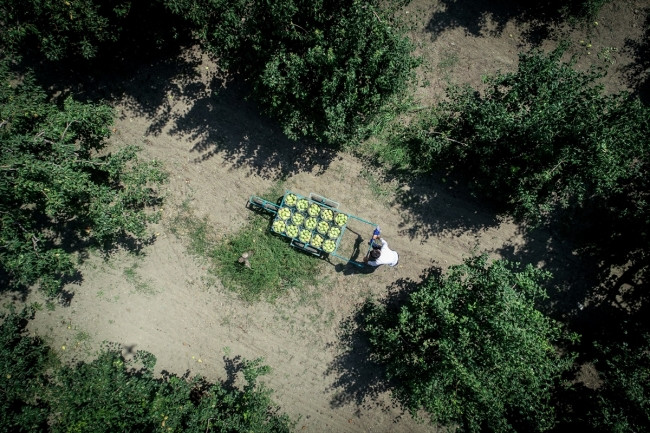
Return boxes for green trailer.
[248,190,378,267]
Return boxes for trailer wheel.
[310,194,325,204]
[264,202,279,212]
[310,194,337,208]
[321,199,337,208]
[301,245,320,256]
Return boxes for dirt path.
[22,69,538,432]
[14,1,647,432]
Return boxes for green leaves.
[362,255,577,432]
[0,311,292,433]
[1,65,166,295]
[397,46,650,226]
[0,308,52,433]
[175,0,418,145]
[0,0,132,60]
[588,336,650,433]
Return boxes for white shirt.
[368,239,399,267]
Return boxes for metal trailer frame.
[248,190,377,267]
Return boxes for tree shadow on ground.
[160,79,338,180]
[497,205,650,339]
[385,161,646,341]
[623,9,650,103]
[424,0,570,46]
[324,273,432,416]
[493,223,601,322]
[121,52,340,179]
[27,46,338,181]
[379,164,598,323]
[21,35,338,181]
[384,169,503,241]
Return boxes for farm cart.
[248,190,378,267]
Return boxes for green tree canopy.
[0,63,166,295]
[0,309,292,433]
[361,255,577,432]
[0,0,132,60]
[394,45,649,224]
[588,336,650,433]
[168,0,419,144]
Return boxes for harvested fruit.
[292,212,304,226]
[285,224,299,238]
[305,217,317,230]
[328,226,341,239]
[317,221,330,234]
[299,229,312,243]
[272,220,285,233]
[296,199,309,212]
[308,203,320,217]
[278,207,291,220]
[334,213,348,226]
[320,208,333,221]
[322,239,336,253]
[311,234,324,248]
[284,193,297,206]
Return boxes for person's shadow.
[334,234,376,275]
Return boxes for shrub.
[0,63,166,295]
[0,310,292,433]
[361,255,577,432]
[168,0,419,145]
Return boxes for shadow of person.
[334,262,377,276]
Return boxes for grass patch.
[169,199,213,258]
[169,185,324,302]
[123,262,157,296]
[211,213,323,302]
[359,168,396,204]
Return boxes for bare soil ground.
[9,1,648,431]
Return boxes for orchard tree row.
[1,0,648,432]
[0,308,292,433]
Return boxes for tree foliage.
[0,308,52,432]
[0,63,166,295]
[395,45,649,224]
[588,335,650,433]
[0,0,132,60]
[0,0,190,62]
[1,0,418,145]
[361,256,577,432]
[390,46,649,311]
[0,309,292,433]
[168,0,418,144]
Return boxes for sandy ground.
[8,1,647,432]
